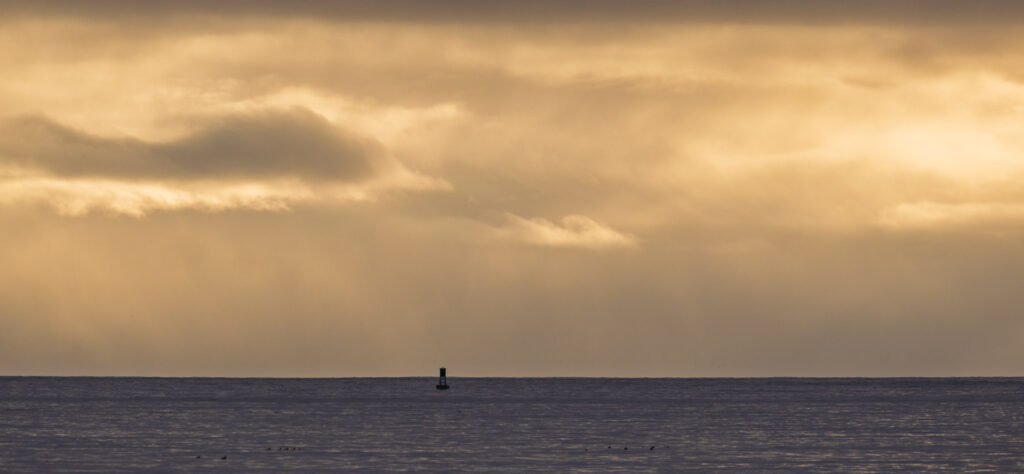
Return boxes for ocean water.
[1,377,1022,472]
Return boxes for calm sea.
[1,377,1022,472]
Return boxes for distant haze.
[2,1,1023,376]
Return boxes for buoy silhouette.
[436,367,450,390]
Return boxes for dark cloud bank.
[0,109,381,181]
[4,0,1024,25]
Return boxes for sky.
[2,1,1024,377]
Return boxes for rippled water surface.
[1,377,1022,472]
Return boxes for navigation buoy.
[436,367,450,390]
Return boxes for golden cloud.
[501,214,636,249]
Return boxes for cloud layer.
[0,109,450,215]
[2,3,1024,376]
